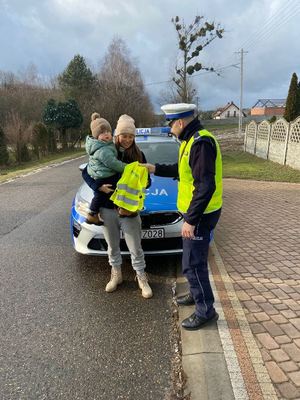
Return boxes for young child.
[84,112,126,225]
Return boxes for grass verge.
[1,147,299,184]
[223,151,300,183]
[0,149,86,183]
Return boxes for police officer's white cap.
[161,103,197,121]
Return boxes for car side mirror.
[79,163,87,171]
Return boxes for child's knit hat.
[115,114,136,136]
[90,112,112,138]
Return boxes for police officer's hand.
[182,222,195,239]
[140,163,156,174]
[99,184,114,193]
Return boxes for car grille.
[73,225,80,238]
[88,238,182,253]
[88,239,108,251]
[141,212,182,228]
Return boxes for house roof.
[252,99,286,108]
[213,101,246,117]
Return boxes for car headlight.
[74,193,90,217]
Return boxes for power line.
[221,0,300,71]
[190,63,240,78]
[245,5,300,51]
[240,0,296,50]
[147,2,300,93]
[144,78,173,87]
[144,62,240,87]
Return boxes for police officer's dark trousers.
[182,209,221,319]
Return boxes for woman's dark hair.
[115,137,143,163]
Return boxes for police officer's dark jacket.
[155,117,221,226]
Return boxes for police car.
[70,127,183,255]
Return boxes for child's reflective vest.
[110,161,148,212]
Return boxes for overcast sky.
[1,0,299,111]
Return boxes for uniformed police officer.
[143,103,222,330]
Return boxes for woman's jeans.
[100,207,146,272]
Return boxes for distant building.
[213,101,246,119]
[251,99,286,117]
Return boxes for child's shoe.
[86,213,103,226]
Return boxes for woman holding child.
[83,113,152,299]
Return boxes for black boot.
[176,293,195,306]
[181,311,219,331]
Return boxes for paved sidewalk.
[178,179,300,400]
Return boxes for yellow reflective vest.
[110,161,148,212]
[177,129,222,214]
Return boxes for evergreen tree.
[0,126,9,165]
[284,72,299,122]
[42,99,83,149]
[296,82,300,119]
[58,55,96,97]
[58,55,97,127]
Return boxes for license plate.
[120,228,165,239]
[141,228,165,239]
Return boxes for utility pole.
[236,48,248,136]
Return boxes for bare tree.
[0,65,67,157]
[18,63,40,86]
[159,78,197,105]
[171,15,224,102]
[4,112,33,163]
[0,70,18,88]
[0,67,61,129]
[97,37,154,128]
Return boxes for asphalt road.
[0,158,179,400]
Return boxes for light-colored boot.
[105,267,123,292]
[136,272,153,299]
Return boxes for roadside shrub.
[19,143,31,162]
[47,127,57,153]
[269,116,276,123]
[0,126,9,165]
[32,122,48,159]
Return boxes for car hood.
[144,175,177,211]
[77,175,178,212]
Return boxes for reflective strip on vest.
[177,129,222,214]
[117,184,147,195]
[117,184,140,196]
[110,161,148,212]
[114,195,139,207]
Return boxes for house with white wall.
[213,101,246,119]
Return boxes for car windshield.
[138,141,179,164]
